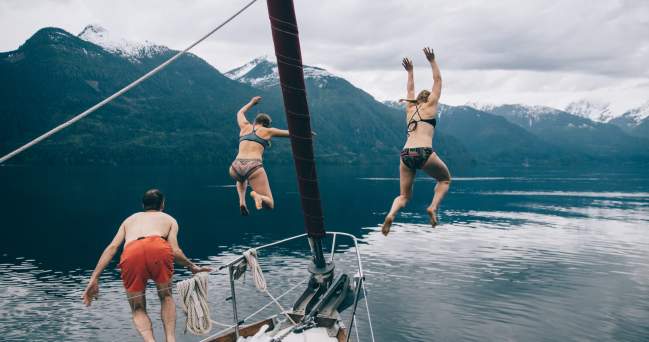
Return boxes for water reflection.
[1,166,648,341]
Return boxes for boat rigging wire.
[0,0,258,165]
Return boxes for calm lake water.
[1,164,648,341]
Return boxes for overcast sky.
[1,0,648,112]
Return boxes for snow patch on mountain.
[621,101,649,125]
[467,102,562,116]
[564,100,615,123]
[226,56,336,89]
[382,100,405,110]
[78,25,168,61]
[464,101,500,113]
[465,102,567,128]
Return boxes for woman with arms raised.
[382,47,451,235]
[230,96,289,215]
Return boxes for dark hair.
[142,189,164,211]
[254,113,272,128]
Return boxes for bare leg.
[229,166,249,215]
[127,291,156,342]
[248,168,274,210]
[421,152,451,227]
[237,181,249,216]
[157,282,176,342]
[382,161,415,236]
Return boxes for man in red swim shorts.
[82,189,211,342]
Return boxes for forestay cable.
[0,0,258,164]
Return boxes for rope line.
[0,0,258,164]
[274,52,302,63]
[199,277,309,342]
[268,15,299,29]
[269,26,299,37]
[244,248,297,324]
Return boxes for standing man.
[82,189,211,342]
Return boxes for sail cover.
[266,0,325,238]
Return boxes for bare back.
[403,101,438,149]
[236,124,272,160]
[122,211,176,243]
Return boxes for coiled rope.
[0,0,258,164]
[176,272,212,335]
[243,248,267,291]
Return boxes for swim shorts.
[119,236,174,293]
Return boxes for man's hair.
[142,189,164,211]
[254,113,272,128]
[417,90,431,103]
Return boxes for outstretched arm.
[167,219,211,274]
[237,96,262,129]
[402,58,415,100]
[82,223,126,306]
[269,128,290,138]
[423,47,442,104]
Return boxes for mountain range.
[1,25,648,168]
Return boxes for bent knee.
[129,300,146,312]
[398,194,411,203]
[157,288,173,300]
[437,173,451,184]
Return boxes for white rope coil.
[177,272,212,335]
[243,248,267,291]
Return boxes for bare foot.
[250,191,263,210]
[382,215,394,236]
[427,207,438,227]
[240,204,249,216]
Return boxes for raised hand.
[251,96,262,105]
[402,57,413,72]
[423,47,435,62]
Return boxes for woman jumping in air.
[229,96,289,215]
[382,47,451,236]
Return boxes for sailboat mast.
[266,0,327,270]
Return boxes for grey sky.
[1,0,648,112]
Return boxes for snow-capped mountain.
[225,56,335,89]
[382,100,405,110]
[463,102,649,158]
[78,25,168,62]
[564,100,615,123]
[608,101,649,138]
[464,101,499,113]
[465,102,564,128]
[620,101,649,125]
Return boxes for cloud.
[1,0,648,111]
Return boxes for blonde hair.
[416,90,430,104]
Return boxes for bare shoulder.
[257,126,274,138]
[422,101,439,117]
[123,212,140,224]
[160,212,178,225]
[239,124,252,135]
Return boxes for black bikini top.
[407,104,437,135]
[239,127,271,148]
